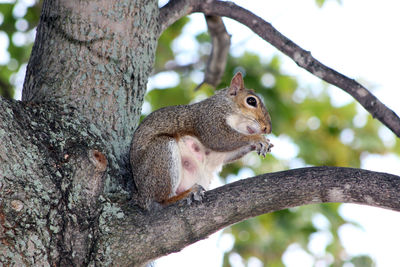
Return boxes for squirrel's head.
[227,72,272,135]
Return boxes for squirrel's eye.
[246,96,257,107]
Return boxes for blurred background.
[1,0,400,266]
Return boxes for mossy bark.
[1,0,159,265]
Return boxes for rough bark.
[1,0,159,265]
[22,0,160,191]
[0,98,107,265]
[1,0,400,266]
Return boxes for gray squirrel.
[130,72,273,210]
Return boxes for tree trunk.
[22,0,159,190]
[1,0,159,265]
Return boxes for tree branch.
[195,15,231,90]
[159,0,197,34]
[97,166,400,266]
[159,0,400,137]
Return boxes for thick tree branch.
[159,0,400,137]
[97,166,400,266]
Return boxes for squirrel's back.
[131,88,234,151]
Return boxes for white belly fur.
[176,136,227,194]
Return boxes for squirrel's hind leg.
[132,135,181,210]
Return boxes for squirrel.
[130,72,273,210]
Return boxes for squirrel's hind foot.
[186,184,206,205]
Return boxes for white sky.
[157,0,400,266]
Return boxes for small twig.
[195,15,231,90]
[152,61,201,76]
[159,0,400,137]
[159,2,230,90]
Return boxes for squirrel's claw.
[256,137,273,158]
[266,142,273,154]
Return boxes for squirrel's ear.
[229,72,245,96]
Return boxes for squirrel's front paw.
[186,184,205,205]
[255,137,273,157]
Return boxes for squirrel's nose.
[262,127,267,134]
[263,124,272,134]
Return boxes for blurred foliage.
[154,16,190,72]
[315,0,342,8]
[1,1,400,266]
[151,12,399,267]
[0,0,41,98]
